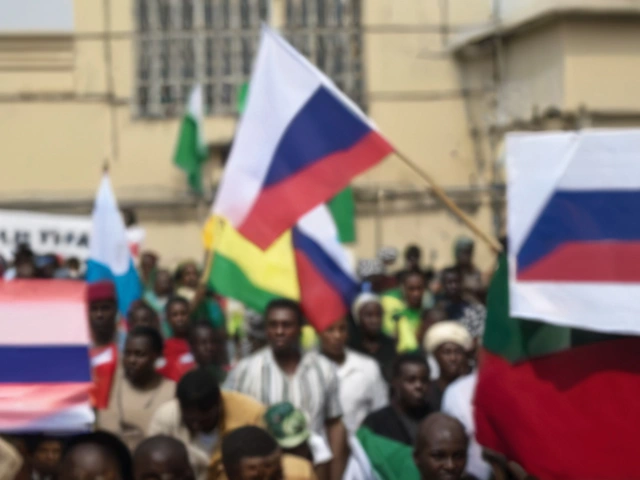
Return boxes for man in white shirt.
[318,317,389,433]
[225,298,348,479]
[441,372,491,480]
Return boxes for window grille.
[134,0,364,117]
[284,0,365,108]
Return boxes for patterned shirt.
[225,347,342,435]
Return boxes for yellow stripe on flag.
[210,216,300,301]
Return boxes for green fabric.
[328,186,356,243]
[356,427,420,480]
[486,256,622,363]
[208,253,281,313]
[173,115,208,194]
[380,295,421,352]
[191,298,225,329]
[484,255,572,363]
[205,364,227,385]
[382,287,403,300]
[237,82,249,114]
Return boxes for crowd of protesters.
[0,232,534,480]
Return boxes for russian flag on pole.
[508,129,640,334]
[86,175,142,315]
[214,26,394,250]
[293,205,359,331]
[0,281,94,432]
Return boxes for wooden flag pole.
[394,150,503,253]
[200,248,214,285]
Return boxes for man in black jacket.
[362,353,432,445]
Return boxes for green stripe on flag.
[484,255,571,362]
[237,82,249,114]
[356,427,420,480]
[174,115,208,194]
[328,186,356,243]
[208,253,283,313]
[483,255,625,363]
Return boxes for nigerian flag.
[174,85,208,194]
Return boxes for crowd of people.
[0,234,527,480]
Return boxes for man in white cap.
[422,321,472,411]
[348,292,396,383]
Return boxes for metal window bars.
[134,0,364,118]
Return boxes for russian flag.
[508,129,640,334]
[86,175,142,315]
[0,281,94,431]
[214,26,393,250]
[293,206,359,332]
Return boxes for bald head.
[59,442,120,480]
[133,436,194,480]
[414,413,468,480]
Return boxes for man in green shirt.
[381,271,426,352]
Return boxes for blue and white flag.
[86,175,142,314]
[507,129,640,334]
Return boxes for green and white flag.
[174,85,208,194]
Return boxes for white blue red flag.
[0,281,94,431]
[214,25,393,250]
[293,205,360,331]
[508,129,640,334]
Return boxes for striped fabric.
[226,348,342,435]
[0,281,94,431]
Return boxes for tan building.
[1,0,639,272]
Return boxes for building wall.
[0,0,514,272]
[563,18,640,112]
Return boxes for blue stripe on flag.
[292,227,359,308]
[0,346,91,383]
[262,86,373,187]
[518,190,640,271]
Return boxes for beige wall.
[0,0,538,273]
[500,22,565,123]
[564,18,640,112]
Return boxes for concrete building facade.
[1,0,639,270]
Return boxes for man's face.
[266,307,301,355]
[180,264,199,289]
[319,318,348,359]
[58,445,120,480]
[134,450,195,480]
[32,440,63,476]
[406,253,421,271]
[414,429,467,480]
[359,302,383,336]
[236,449,284,480]
[403,274,426,309]
[123,336,158,385]
[181,403,220,435]
[455,247,473,268]
[89,300,117,344]
[129,307,159,331]
[442,272,461,300]
[394,362,429,409]
[191,327,218,366]
[168,302,190,337]
[434,342,467,380]
[15,259,36,279]
[141,253,157,274]
[155,270,173,296]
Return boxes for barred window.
[134,0,364,118]
[284,0,365,108]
